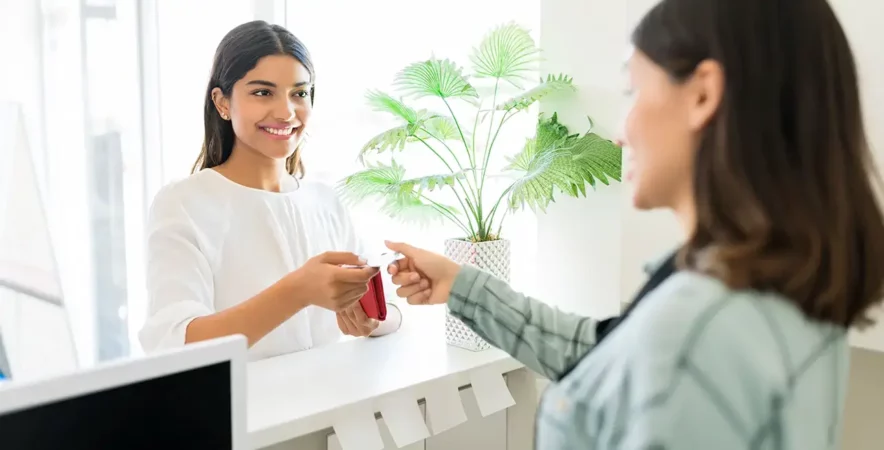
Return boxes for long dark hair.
[192,20,314,177]
[633,0,884,328]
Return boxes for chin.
[630,184,653,210]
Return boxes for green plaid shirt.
[449,265,849,449]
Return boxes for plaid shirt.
[449,264,848,449]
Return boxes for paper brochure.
[378,389,430,447]
[332,404,385,450]
[425,377,468,435]
[470,367,516,417]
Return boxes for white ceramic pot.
[442,238,511,351]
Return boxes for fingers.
[337,312,357,336]
[391,270,421,287]
[345,304,377,336]
[334,266,379,284]
[405,289,433,305]
[317,251,366,266]
[384,240,418,258]
[348,300,368,323]
[396,278,429,299]
[387,257,411,276]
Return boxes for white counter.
[247,306,538,449]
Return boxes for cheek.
[297,102,313,124]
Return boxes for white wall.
[830,0,884,354]
[829,1,884,448]
[535,0,626,318]
[536,0,679,319]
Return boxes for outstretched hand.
[384,240,460,305]
[288,251,378,312]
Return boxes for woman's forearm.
[448,265,599,380]
[185,277,308,347]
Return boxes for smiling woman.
[140,21,402,360]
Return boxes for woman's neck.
[674,195,697,240]
[216,142,288,192]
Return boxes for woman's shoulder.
[625,271,847,377]
[148,170,231,222]
[296,178,341,201]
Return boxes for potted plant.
[338,23,622,351]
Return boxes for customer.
[387,0,884,447]
[140,21,401,360]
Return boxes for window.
[19,0,145,364]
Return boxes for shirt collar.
[643,248,680,275]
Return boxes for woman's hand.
[336,302,380,337]
[384,241,460,305]
[287,251,379,311]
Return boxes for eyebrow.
[245,80,311,88]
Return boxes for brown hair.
[633,0,884,328]
[192,20,314,177]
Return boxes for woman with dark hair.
[388,0,884,447]
[140,21,401,360]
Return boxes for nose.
[273,96,298,122]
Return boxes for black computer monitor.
[0,336,247,450]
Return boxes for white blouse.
[139,169,399,361]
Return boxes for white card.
[361,251,402,268]
[332,404,385,450]
[425,377,468,435]
[378,390,430,447]
[470,367,516,417]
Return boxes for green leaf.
[359,115,465,160]
[470,23,540,88]
[566,132,623,196]
[402,171,467,193]
[504,113,622,212]
[379,193,458,226]
[336,162,461,225]
[535,111,574,152]
[337,161,406,205]
[496,74,576,111]
[414,115,464,141]
[394,59,479,101]
[365,90,423,123]
[360,126,410,156]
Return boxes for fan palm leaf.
[414,115,465,141]
[394,59,479,101]
[359,115,465,160]
[365,90,423,123]
[504,114,622,212]
[337,162,462,224]
[470,23,540,88]
[361,126,410,156]
[496,74,576,111]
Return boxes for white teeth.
[262,127,293,136]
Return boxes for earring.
[220,112,229,120]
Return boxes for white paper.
[469,367,516,417]
[425,377,468,435]
[378,390,430,447]
[332,404,385,450]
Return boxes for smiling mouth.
[260,126,297,136]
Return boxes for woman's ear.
[686,60,724,131]
[211,87,230,120]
